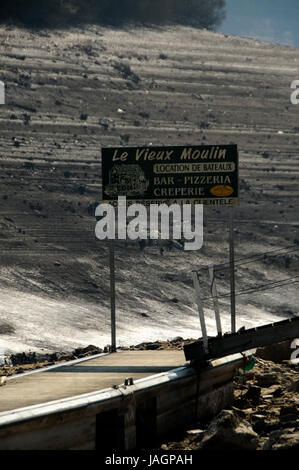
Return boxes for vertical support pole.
[229,207,236,333]
[208,265,222,336]
[192,271,209,353]
[109,239,116,352]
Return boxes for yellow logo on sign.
[210,185,234,197]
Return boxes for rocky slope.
[160,341,299,451]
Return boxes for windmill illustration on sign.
[105,164,149,197]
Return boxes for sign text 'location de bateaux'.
[102,144,239,206]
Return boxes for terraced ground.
[0,24,299,353]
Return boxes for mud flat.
[0,24,298,352]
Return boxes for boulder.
[199,410,259,451]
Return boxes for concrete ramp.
[0,350,247,450]
[1,350,186,412]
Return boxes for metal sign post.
[229,207,236,333]
[192,271,209,353]
[208,265,222,336]
[109,239,116,352]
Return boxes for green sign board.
[102,144,239,206]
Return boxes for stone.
[262,429,299,450]
[186,429,205,436]
[0,376,6,386]
[199,410,259,451]
[279,405,299,422]
[256,340,295,363]
[288,379,299,393]
[261,385,282,397]
[231,407,254,419]
[243,385,261,404]
[255,373,279,388]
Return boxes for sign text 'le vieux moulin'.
[102,144,239,206]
